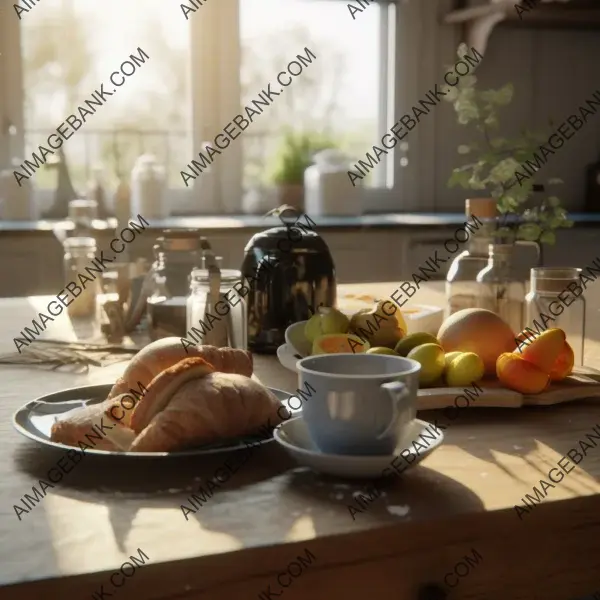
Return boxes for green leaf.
[547,196,560,207]
[490,137,509,149]
[539,230,556,245]
[547,215,564,228]
[443,86,458,101]
[496,226,513,237]
[484,114,499,128]
[495,83,514,105]
[497,195,520,213]
[517,223,542,241]
[458,75,478,89]
[447,169,472,189]
[457,42,469,59]
[468,176,487,190]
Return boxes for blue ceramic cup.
[296,353,421,456]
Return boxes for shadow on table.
[279,463,485,525]
[419,399,600,499]
[12,427,485,555]
[12,439,296,551]
[13,438,295,497]
[16,398,596,557]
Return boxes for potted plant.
[443,43,573,260]
[267,129,338,212]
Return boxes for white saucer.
[273,416,444,479]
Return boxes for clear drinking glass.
[525,268,585,365]
[187,262,247,350]
[63,236,101,319]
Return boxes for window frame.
[0,0,419,216]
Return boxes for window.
[14,0,192,215]
[239,0,387,190]
[1,0,404,217]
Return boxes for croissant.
[129,362,283,452]
[189,345,253,377]
[50,396,137,452]
[106,338,253,428]
[128,357,216,430]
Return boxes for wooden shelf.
[443,3,507,25]
[442,1,600,56]
[502,7,600,29]
[444,1,600,29]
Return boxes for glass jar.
[63,236,101,319]
[187,262,247,349]
[147,229,205,340]
[476,243,525,333]
[445,198,497,317]
[446,256,491,316]
[525,268,585,365]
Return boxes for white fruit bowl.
[277,304,443,373]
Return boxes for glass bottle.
[476,243,525,333]
[445,198,497,317]
[186,259,247,350]
[525,268,585,365]
[63,236,101,320]
[147,229,205,340]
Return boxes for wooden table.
[1,283,600,600]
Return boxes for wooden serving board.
[416,365,600,410]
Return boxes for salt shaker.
[187,256,247,350]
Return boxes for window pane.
[240,0,384,190]
[20,0,192,192]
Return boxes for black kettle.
[241,211,336,353]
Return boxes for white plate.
[278,304,444,373]
[273,416,444,479]
[277,343,302,373]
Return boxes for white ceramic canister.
[304,149,362,216]
[130,154,167,219]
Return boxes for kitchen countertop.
[2,282,600,599]
[2,212,600,233]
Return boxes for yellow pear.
[304,306,349,343]
[349,299,406,348]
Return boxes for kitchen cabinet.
[0,226,597,297]
[0,235,63,297]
